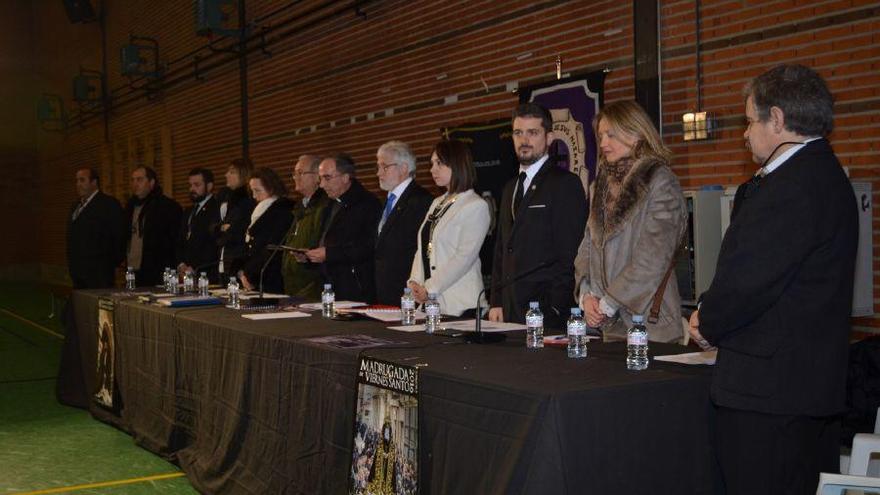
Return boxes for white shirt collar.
[760,137,822,177]
[518,154,549,193]
[194,193,212,211]
[80,189,99,206]
[388,177,413,203]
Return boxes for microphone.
[464,261,550,344]
[251,245,284,307]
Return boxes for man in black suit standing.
[373,140,433,305]
[125,166,182,287]
[488,103,588,329]
[67,167,126,289]
[305,154,382,303]
[689,64,858,495]
[176,167,221,281]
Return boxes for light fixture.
[120,35,160,78]
[195,0,240,38]
[37,94,66,132]
[682,111,714,141]
[72,69,102,104]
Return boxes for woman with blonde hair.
[574,100,687,342]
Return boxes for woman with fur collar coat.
[574,101,687,343]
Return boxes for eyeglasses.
[376,162,400,173]
[293,171,316,178]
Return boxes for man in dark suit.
[373,141,433,305]
[176,167,221,281]
[689,64,859,495]
[67,167,126,289]
[489,103,588,329]
[305,153,382,303]
[125,166,182,287]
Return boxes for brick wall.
[17,0,880,331]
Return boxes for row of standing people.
[66,65,860,494]
[66,101,688,342]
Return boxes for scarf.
[245,196,277,243]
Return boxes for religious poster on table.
[349,357,419,495]
[94,298,115,408]
[444,119,518,275]
[518,70,606,195]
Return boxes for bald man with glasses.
[304,153,381,303]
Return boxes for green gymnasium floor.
[0,285,197,494]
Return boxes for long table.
[57,290,719,494]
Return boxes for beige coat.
[574,157,687,343]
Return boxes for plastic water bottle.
[226,276,240,309]
[567,307,587,359]
[125,266,136,291]
[627,314,649,370]
[183,270,194,293]
[321,284,335,318]
[163,268,172,292]
[424,293,441,334]
[198,272,209,297]
[401,288,416,325]
[525,301,544,349]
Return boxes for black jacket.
[125,188,182,286]
[177,195,221,280]
[491,158,588,329]
[241,197,294,294]
[67,191,126,289]
[320,180,382,303]
[701,139,859,416]
[374,181,433,305]
[214,186,256,276]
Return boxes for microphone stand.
[463,287,505,344]
[248,245,284,307]
[462,261,549,344]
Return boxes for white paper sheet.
[338,308,426,323]
[386,320,527,333]
[653,350,717,365]
[298,301,367,311]
[241,311,311,320]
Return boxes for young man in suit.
[126,166,182,287]
[66,167,126,289]
[305,154,382,303]
[689,64,859,495]
[373,141,433,305]
[176,167,221,281]
[488,103,588,329]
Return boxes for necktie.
[72,199,87,221]
[382,193,396,224]
[513,172,527,213]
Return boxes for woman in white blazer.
[408,140,490,316]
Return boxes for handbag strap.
[648,261,675,324]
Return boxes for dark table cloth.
[57,289,718,494]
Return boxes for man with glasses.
[304,153,381,303]
[689,64,858,494]
[373,141,432,305]
[281,155,330,298]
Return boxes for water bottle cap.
[428,292,438,299]
[632,314,645,323]
[127,266,133,270]
[403,287,412,294]
[529,301,539,309]
[324,284,332,290]
[229,276,236,282]
[571,307,582,316]
[200,272,207,276]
